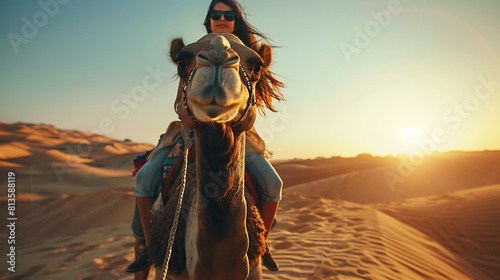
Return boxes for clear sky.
[1,0,499,159]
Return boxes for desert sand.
[0,122,499,279]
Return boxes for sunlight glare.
[400,125,423,146]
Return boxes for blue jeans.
[131,139,186,238]
[133,146,174,198]
[246,153,283,202]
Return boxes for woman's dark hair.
[203,0,285,115]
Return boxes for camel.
[145,33,273,280]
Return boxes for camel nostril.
[196,54,210,65]
[225,56,239,66]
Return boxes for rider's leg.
[245,152,283,271]
[127,146,172,273]
[137,196,155,246]
[135,146,173,244]
[259,200,279,240]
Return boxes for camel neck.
[194,123,247,239]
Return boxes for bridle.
[182,63,256,128]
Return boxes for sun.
[400,125,423,145]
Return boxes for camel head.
[171,33,271,131]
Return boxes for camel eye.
[253,65,261,74]
[177,61,186,70]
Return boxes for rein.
[160,129,192,280]
[182,64,256,128]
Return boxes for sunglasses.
[209,10,236,21]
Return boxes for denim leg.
[134,146,173,198]
[131,197,144,239]
[131,146,173,238]
[246,153,283,202]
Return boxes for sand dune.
[377,184,500,279]
[273,155,393,189]
[283,151,500,204]
[266,192,489,280]
[3,189,495,279]
[0,122,153,195]
[0,122,499,279]
[0,142,32,159]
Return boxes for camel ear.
[170,38,185,62]
[258,44,272,68]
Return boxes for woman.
[128,0,285,273]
